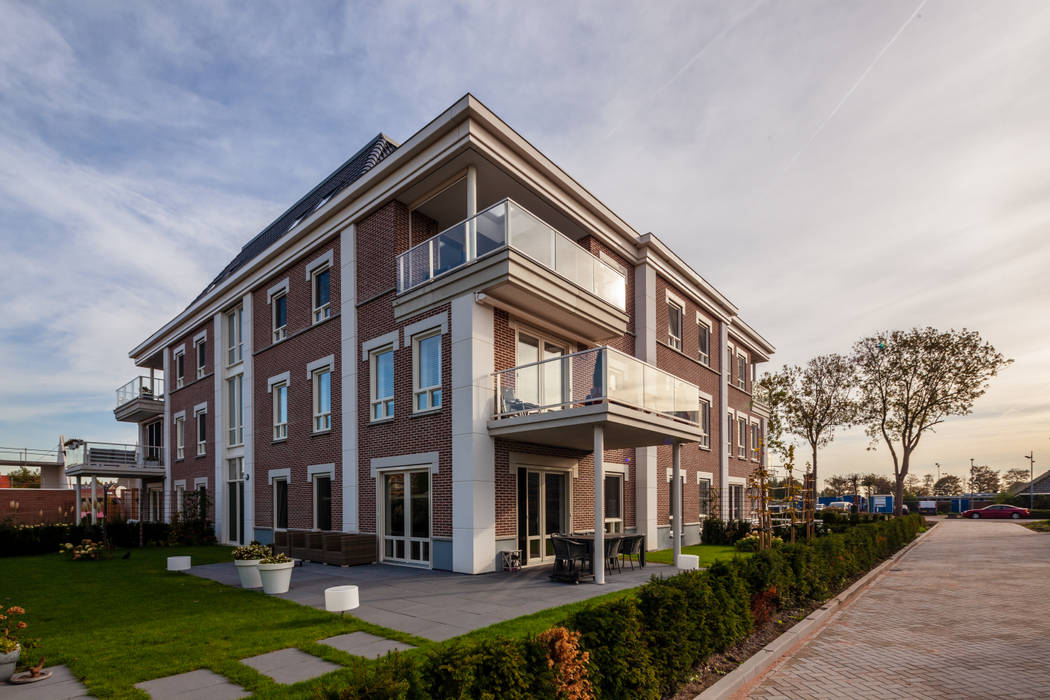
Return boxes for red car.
[961,504,1030,519]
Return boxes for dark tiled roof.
[196,133,398,301]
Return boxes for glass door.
[519,469,568,564]
[226,458,245,544]
[383,470,430,565]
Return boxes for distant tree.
[934,474,964,496]
[1002,468,1031,492]
[903,474,922,498]
[921,474,935,497]
[968,464,1000,494]
[759,354,856,523]
[8,467,40,488]
[861,473,895,495]
[823,475,853,496]
[853,328,1011,516]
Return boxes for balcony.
[489,347,705,450]
[64,440,165,479]
[114,376,164,423]
[394,199,628,341]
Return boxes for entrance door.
[383,470,431,565]
[518,469,569,563]
[226,458,245,544]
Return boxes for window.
[370,347,394,421]
[730,484,744,520]
[726,347,733,382]
[313,367,332,431]
[175,416,185,460]
[314,475,332,530]
[604,473,624,533]
[698,320,711,365]
[227,375,244,446]
[667,302,683,350]
[145,421,163,462]
[312,267,331,322]
[737,353,747,389]
[699,398,711,449]
[274,479,288,530]
[698,478,712,517]
[195,338,207,379]
[413,331,442,412]
[751,423,760,461]
[175,484,185,514]
[727,413,734,452]
[273,382,288,440]
[737,416,747,458]
[226,306,243,366]
[195,408,207,456]
[174,350,185,389]
[272,292,287,342]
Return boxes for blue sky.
[1,0,1048,483]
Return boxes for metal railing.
[116,376,165,408]
[493,346,700,425]
[397,198,626,310]
[64,441,161,468]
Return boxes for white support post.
[594,424,605,585]
[75,475,82,524]
[90,476,97,525]
[465,164,477,260]
[672,441,682,566]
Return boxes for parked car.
[827,501,853,512]
[960,504,1030,519]
[814,503,826,511]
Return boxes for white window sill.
[410,407,443,418]
[368,418,394,426]
[311,429,332,436]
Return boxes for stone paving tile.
[746,520,1050,700]
[320,631,416,658]
[0,666,90,700]
[240,648,341,685]
[134,669,246,700]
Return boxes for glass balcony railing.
[396,199,626,310]
[493,347,700,425]
[116,376,164,409]
[64,441,161,468]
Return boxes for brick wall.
[168,318,216,521]
[0,489,75,524]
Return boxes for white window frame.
[307,252,333,324]
[173,349,185,389]
[697,474,713,517]
[194,404,207,456]
[751,421,761,462]
[667,301,683,351]
[273,476,289,531]
[698,396,711,449]
[226,374,244,447]
[737,415,747,458]
[736,352,747,390]
[727,410,734,453]
[696,311,712,366]
[370,345,394,422]
[175,482,185,514]
[174,413,185,460]
[307,463,336,531]
[272,381,288,440]
[311,364,332,433]
[272,291,288,342]
[412,329,442,413]
[603,472,625,534]
[226,306,244,366]
[193,332,207,379]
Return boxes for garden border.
[696,521,938,700]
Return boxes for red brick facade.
[167,319,216,521]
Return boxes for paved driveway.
[746,519,1050,700]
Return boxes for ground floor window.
[382,470,430,565]
[273,479,288,530]
[730,484,745,520]
[227,458,245,544]
[604,473,623,533]
[314,475,332,531]
[175,484,185,514]
[698,478,712,517]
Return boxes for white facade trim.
[305,250,334,279]
[664,288,686,310]
[268,468,291,484]
[172,409,186,421]
[370,451,440,477]
[267,371,291,391]
[361,331,399,362]
[212,313,225,540]
[192,329,207,344]
[174,479,186,489]
[403,311,449,344]
[698,387,714,403]
[509,451,578,477]
[696,471,714,483]
[194,476,209,489]
[306,463,335,481]
[267,278,290,301]
[305,355,335,379]
[340,224,359,533]
[728,476,747,485]
[192,401,208,414]
[665,468,687,482]
[604,462,628,481]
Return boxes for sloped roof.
[195,133,398,302]
[1008,469,1050,496]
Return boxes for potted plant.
[257,552,294,594]
[232,543,270,588]
[0,606,27,683]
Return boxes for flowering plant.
[61,539,104,560]
[259,552,291,565]
[232,543,271,560]
[0,606,27,654]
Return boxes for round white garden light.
[325,585,360,615]
[167,556,191,571]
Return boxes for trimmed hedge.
[701,518,752,545]
[0,519,215,557]
[320,515,924,700]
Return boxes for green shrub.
[638,577,699,694]
[571,597,659,700]
[420,637,548,700]
[320,653,422,699]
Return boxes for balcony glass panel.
[116,376,165,408]
[396,198,625,310]
[64,441,147,468]
[493,347,700,427]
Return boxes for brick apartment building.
[108,95,774,576]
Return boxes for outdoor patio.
[189,559,678,641]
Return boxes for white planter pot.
[0,644,19,683]
[258,561,295,594]
[234,559,262,588]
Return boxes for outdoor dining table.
[564,533,646,569]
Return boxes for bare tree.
[968,464,1000,494]
[853,328,1011,516]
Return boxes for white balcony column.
[465,164,477,259]
[719,322,730,520]
[90,476,97,525]
[75,475,82,524]
[340,223,359,533]
[633,263,658,548]
[672,441,682,566]
[594,423,606,585]
[163,347,172,523]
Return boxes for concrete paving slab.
[0,666,90,700]
[320,632,415,658]
[134,668,246,700]
[240,648,341,685]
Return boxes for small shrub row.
[319,514,924,699]
[0,519,214,557]
[701,518,752,545]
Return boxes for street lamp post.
[1024,452,1035,511]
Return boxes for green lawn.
[644,543,745,566]
[4,546,657,698]
[1023,519,1050,533]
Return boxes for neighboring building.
[105,95,774,574]
[1009,470,1050,497]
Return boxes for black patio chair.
[603,537,622,575]
[550,537,591,584]
[620,534,644,570]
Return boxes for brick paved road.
[746,519,1050,700]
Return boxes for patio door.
[226,457,245,545]
[518,469,569,564]
[383,470,430,565]
[516,333,568,409]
